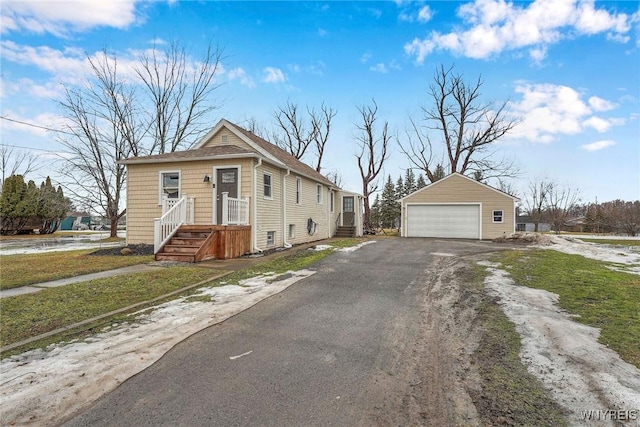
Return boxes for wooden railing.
[154,195,194,254]
[221,192,249,225]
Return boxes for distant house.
[399,173,517,240]
[516,215,552,233]
[120,119,363,262]
[60,212,92,231]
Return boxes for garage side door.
[406,204,480,239]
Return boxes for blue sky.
[1,0,639,205]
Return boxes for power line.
[0,115,76,136]
[0,142,73,155]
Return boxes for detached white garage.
[400,173,517,240]
[406,204,480,239]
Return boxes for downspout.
[252,158,263,253]
[282,169,292,248]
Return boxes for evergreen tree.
[0,175,31,233]
[433,164,446,181]
[370,194,381,229]
[380,175,397,228]
[395,175,405,199]
[416,174,427,189]
[404,169,416,196]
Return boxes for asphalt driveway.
[62,238,502,426]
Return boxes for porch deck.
[155,225,251,263]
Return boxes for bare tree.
[547,185,581,233]
[0,146,41,188]
[136,42,224,154]
[324,170,343,188]
[273,101,336,172]
[58,43,223,237]
[400,64,519,183]
[58,52,134,237]
[355,100,390,230]
[524,178,554,232]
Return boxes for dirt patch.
[88,244,154,256]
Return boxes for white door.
[406,204,480,239]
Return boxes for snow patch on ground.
[0,270,315,426]
[312,240,376,252]
[539,235,640,275]
[481,260,640,426]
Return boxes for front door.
[342,196,355,226]
[216,168,238,224]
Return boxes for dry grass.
[0,250,153,290]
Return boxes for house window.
[493,210,504,223]
[316,184,323,204]
[288,224,295,239]
[267,231,275,246]
[296,178,301,204]
[221,134,228,142]
[330,191,334,213]
[263,173,272,198]
[160,171,180,202]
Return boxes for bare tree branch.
[355,100,390,230]
[399,64,520,183]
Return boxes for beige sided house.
[399,173,517,240]
[121,119,363,262]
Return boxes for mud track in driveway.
[362,254,483,426]
[363,253,566,427]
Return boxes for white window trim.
[158,170,181,205]
[296,178,301,204]
[330,191,335,213]
[288,224,295,239]
[492,210,504,223]
[266,231,276,246]
[316,184,323,204]
[263,172,273,200]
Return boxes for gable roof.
[195,119,336,188]
[121,119,336,188]
[120,145,255,164]
[399,172,519,202]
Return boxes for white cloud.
[581,140,616,151]
[227,68,256,89]
[588,96,616,112]
[417,6,433,23]
[508,83,623,143]
[263,67,286,84]
[370,63,388,73]
[1,0,140,36]
[582,116,613,132]
[405,0,633,63]
[360,52,372,63]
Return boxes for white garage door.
[406,204,480,239]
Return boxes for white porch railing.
[221,192,249,225]
[154,195,194,254]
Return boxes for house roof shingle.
[121,119,338,188]
[120,145,253,164]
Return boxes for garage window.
[493,210,504,223]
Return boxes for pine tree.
[433,164,446,182]
[404,169,416,196]
[380,175,397,228]
[416,174,427,189]
[370,194,381,229]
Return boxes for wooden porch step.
[155,252,197,263]
[169,237,206,246]
[162,244,201,254]
[335,226,355,238]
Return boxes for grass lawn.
[469,265,567,426]
[0,239,358,355]
[578,238,640,247]
[494,249,640,368]
[0,250,153,290]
